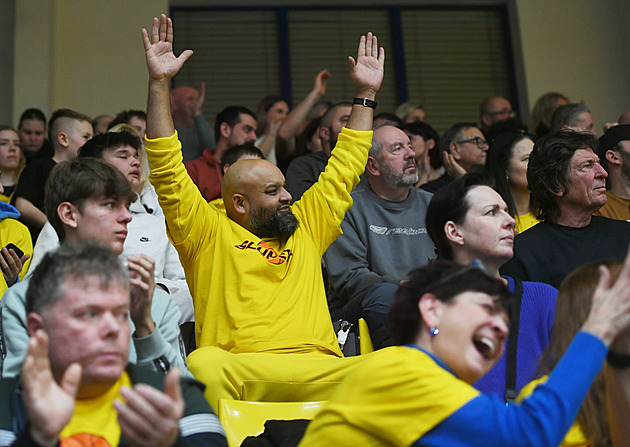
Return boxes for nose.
[100,311,123,338]
[493,315,509,339]
[595,163,607,179]
[280,187,292,204]
[503,210,516,229]
[131,157,140,168]
[119,205,133,224]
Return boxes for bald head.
[221,159,295,238]
[619,110,630,125]
[171,86,200,126]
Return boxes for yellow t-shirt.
[59,372,131,446]
[518,376,590,446]
[299,346,479,446]
[516,210,542,234]
[146,129,372,355]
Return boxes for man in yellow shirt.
[143,14,385,409]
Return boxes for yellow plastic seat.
[358,317,374,354]
[218,399,326,447]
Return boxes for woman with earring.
[299,252,630,446]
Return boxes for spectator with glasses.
[480,96,515,134]
[420,122,488,193]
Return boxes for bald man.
[171,84,215,161]
[143,15,385,408]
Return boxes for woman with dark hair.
[486,132,541,233]
[255,70,330,170]
[0,126,24,203]
[519,260,630,446]
[17,108,53,161]
[300,254,630,446]
[403,121,443,187]
[424,170,557,400]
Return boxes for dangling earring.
[428,327,439,337]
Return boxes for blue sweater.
[474,277,557,398]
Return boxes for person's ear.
[366,156,380,176]
[449,142,462,160]
[232,193,249,216]
[57,202,79,229]
[481,114,492,129]
[57,131,69,149]
[418,293,444,330]
[444,221,465,246]
[607,149,622,166]
[220,122,232,140]
[27,312,44,337]
[426,138,436,151]
[319,126,330,143]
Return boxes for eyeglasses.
[455,137,489,149]
[486,108,514,117]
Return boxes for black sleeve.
[12,163,48,211]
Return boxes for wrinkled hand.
[128,255,156,338]
[0,247,29,287]
[192,81,206,116]
[348,32,385,95]
[22,330,82,447]
[312,70,330,96]
[114,369,184,447]
[443,151,466,179]
[142,14,193,81]
[583,245,630,346]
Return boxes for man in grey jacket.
[324,121,435,349]
[0,158,188,378]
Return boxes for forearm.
[256,132,276,157]
[147,79,175,139]
[345,87,376,132]
[14,199,46,229]
[423,331,606,446]
[278,89,321,141]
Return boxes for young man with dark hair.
[13,108,93,241]
[184,106,257,202]
[0,158,188,379]
[27,132,194,323]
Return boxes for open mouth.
[473,335,497,359]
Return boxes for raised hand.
[583,245,630,346]
[142,14,193,82]
[192,81,206,116]
[114,369,184,447]
[348,32,385,95]
[22,330,82,447]
[313,70,330,96]
[128,254,157,338]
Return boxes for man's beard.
[381,160,419,189]
[249,201,299,239]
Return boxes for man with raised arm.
[143,15,384,408]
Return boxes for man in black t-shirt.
[13,109,92,242]
[501,130,630,287]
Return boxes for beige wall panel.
[516,0,630,131]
